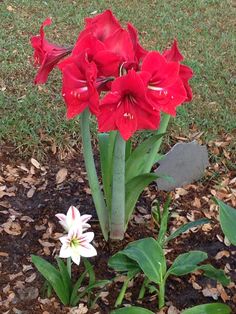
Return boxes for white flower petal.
[81,214,92,223]
[82,223,91,232]
[66,206,81,229]
[71,250,81,266]
[59,235,69,244]
[80,232,94,243]
[79,243,97,258]
[59,245,71,258]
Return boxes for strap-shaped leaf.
[70,268,89,306]
[111,306,155,314]
[167,251,207,277]
[182,303,231,314]
[213,197,236,245]
[108,252,140,273]
[165,218,210,244]
[125,133,164,182]
[56,257,72,296]
[98,132,116,210]
[31,255,69,305]
[72,280,110,306]
[121,238,166,284]
[125,173,158,225]
[198,264,230,286]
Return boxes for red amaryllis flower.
[98,70,160,140]
[142,51,187,116]
[127,23,147,63]
[31,18,72,84]
[80,10,122,42]
[163,40,193,101]
[59,53,99,118]
[72,33,121,78]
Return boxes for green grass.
[0,0,235,157]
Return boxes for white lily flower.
[55,205,92,232]
[59,224,97,265]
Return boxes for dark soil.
[0,143,235,314]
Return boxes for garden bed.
[0,136,235,314]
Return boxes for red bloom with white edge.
[98,70,160,141]
[163,40,193,102]
[31,18,72,84]
[142,51,187,116]
[59,53,100,118]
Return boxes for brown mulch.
[0,134,236,314]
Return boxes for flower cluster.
[31,10,193,140]
[56,206,97,265]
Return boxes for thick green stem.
[80,109,109,240]
[110,132,126,240]
[144,113,171,173]
[67,257,71,278]
[158,280,166,309]
[138,277,150,299]
[115,276,130,307]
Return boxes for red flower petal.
[142,51,180,87]
[98,70,160,140]
[127,23,147,62]
[104,28,135,62]
[163,39,184,62]
[59,54,99,118]
[79,10,122,43]
[31,18,72,84]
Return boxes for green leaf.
[56,257,72,295]
[125,173,158,225]
[108,252,140,273]
[213,197,236,245]
[83,258,95,286]
[70,268,88,306]
[98,132,115,209]
[125,133,164,182]
[181,303,231,314]
[198,264,230,286]
[31,255,69,305]
[165,218,210,244]
[73,280,110,306]
[121,237,166,284]
[125,139,132,161]
[157,195,171,247]
[167,251,207,276]
[111,306,155,314]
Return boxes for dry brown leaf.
[38,239,55,247]
[25,272,36,283]
[215,250,230,260]
[192,197,201,208]
[7,5,15,11]
[3,221,21,235]
[9,272,23,281]
[0,251,9,257]
[68,303,88,314]
[30,158,40,169]
[192,282,202,290]
[202,285,220,300]
[27,187,36,198]
[56,168,68,184]
[217,283,230,302]
[175,188,188,196]
[0,191,15,199]
[167,305,180,314]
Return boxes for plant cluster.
[31,9,193,240]
[30,10,235,314]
